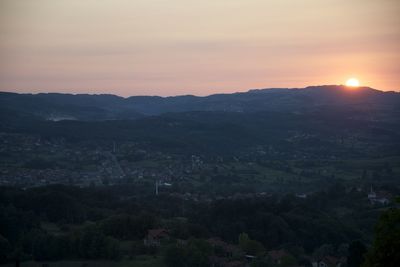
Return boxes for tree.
[74,225,120,260]
[239,233,265,256]
[280,254,297,267]
[361,169,367,180]
[313,244,334,259]
[164,245,187,267]
[164,239,211,267]
[251,256,272,267]
[0,235,12,263]
[348,241,366,267]
[239,233,250,249]
[363,207,400,267]
[185,239,211,267]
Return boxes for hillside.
[1,85,399,120]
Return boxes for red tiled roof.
[147,228,168,239]
[207,238,241,253]
[322,256,340,266]
[268,250,288,261]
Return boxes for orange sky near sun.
[0,0,399,96]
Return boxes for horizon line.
[1,84,396,99]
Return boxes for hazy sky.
[0,0,399,96]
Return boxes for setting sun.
[346,78,360,87]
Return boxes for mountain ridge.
[1,85,399,120]
[1,84,397,98]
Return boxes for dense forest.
[0,184,399,266]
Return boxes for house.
[268,249,290,265]
[209,256,227,267]
[295,193,307,199]
[312,256,345,267]
[209,256,245,267]
[143,228,169,246]
[367,186,391,205]
[372,195,390,205]
[208,238,244,267]
[208,238,242,258]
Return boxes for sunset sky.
[0,0,399,96]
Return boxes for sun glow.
[346,78,360,87]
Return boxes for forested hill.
[1,85,399,120]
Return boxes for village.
[0,132,395,206]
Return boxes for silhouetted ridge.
[0,85,399,120]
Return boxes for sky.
[0,0,399,96]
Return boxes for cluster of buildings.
[0,133,203,188]
[367,186,391,205]
[142,228,347,267]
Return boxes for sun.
[345,78,360,87]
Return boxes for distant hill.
[1,85,399,121]
[0,85,399,157]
